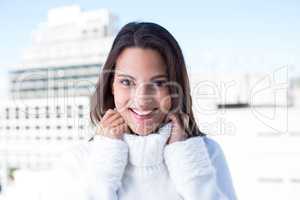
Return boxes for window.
[78,105,83,118]
[56,106,61,118]
[67,105,72,118]
[25,107,29,119]
[15,107,19,119]
[103,25,108,37]
[35,106,39,119]
[5,108,9,120]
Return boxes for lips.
[129,108,157,120]
[131,108,154,115]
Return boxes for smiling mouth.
[129,108,158,120]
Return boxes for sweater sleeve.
[45,135,129,200]
[2,136,129,200]
[164,136,236,200]
[85,135,129,200]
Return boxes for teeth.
[131,109,153,115]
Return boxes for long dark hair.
[90,22,205,138]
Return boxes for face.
[112,47,172,136]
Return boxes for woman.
[53,22,237,200]
[79,21,237,200]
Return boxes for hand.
[165,112,189,144]
[96,108,129,140]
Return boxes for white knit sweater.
[8,122,237,200]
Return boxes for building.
[0,5,118,192]
[10,5,118,99]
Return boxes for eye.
[119,79,133,86]
[152,80,167,87]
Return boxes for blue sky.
[0,0,300,74]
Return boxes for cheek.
[113,88,131,112]
[158,94,171,114]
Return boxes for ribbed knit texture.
[11,122,237,200]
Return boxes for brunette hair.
[90,21,205,138]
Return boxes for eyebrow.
[116,73,168,80]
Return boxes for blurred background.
[0,0,299,199]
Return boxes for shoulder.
[186,135,225,160]
[201,136,237,199]
[188,136,230,173]
[202,136,225,160]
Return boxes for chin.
[128,122,160,136]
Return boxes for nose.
[132,82,156,109]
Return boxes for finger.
[120,123,130,134]
[167,114,177,129]
[123,124,130,133]
[105,112,122,124]
[110,117,125,128]
[164,114,172,124]
[101,109,116,122]
[172,113,186,132]
[169,114,179,124]
[96,124,104,135]
[110,123,128,137]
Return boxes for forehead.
[115,47,167,78]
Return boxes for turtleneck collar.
[123,122,172,167]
